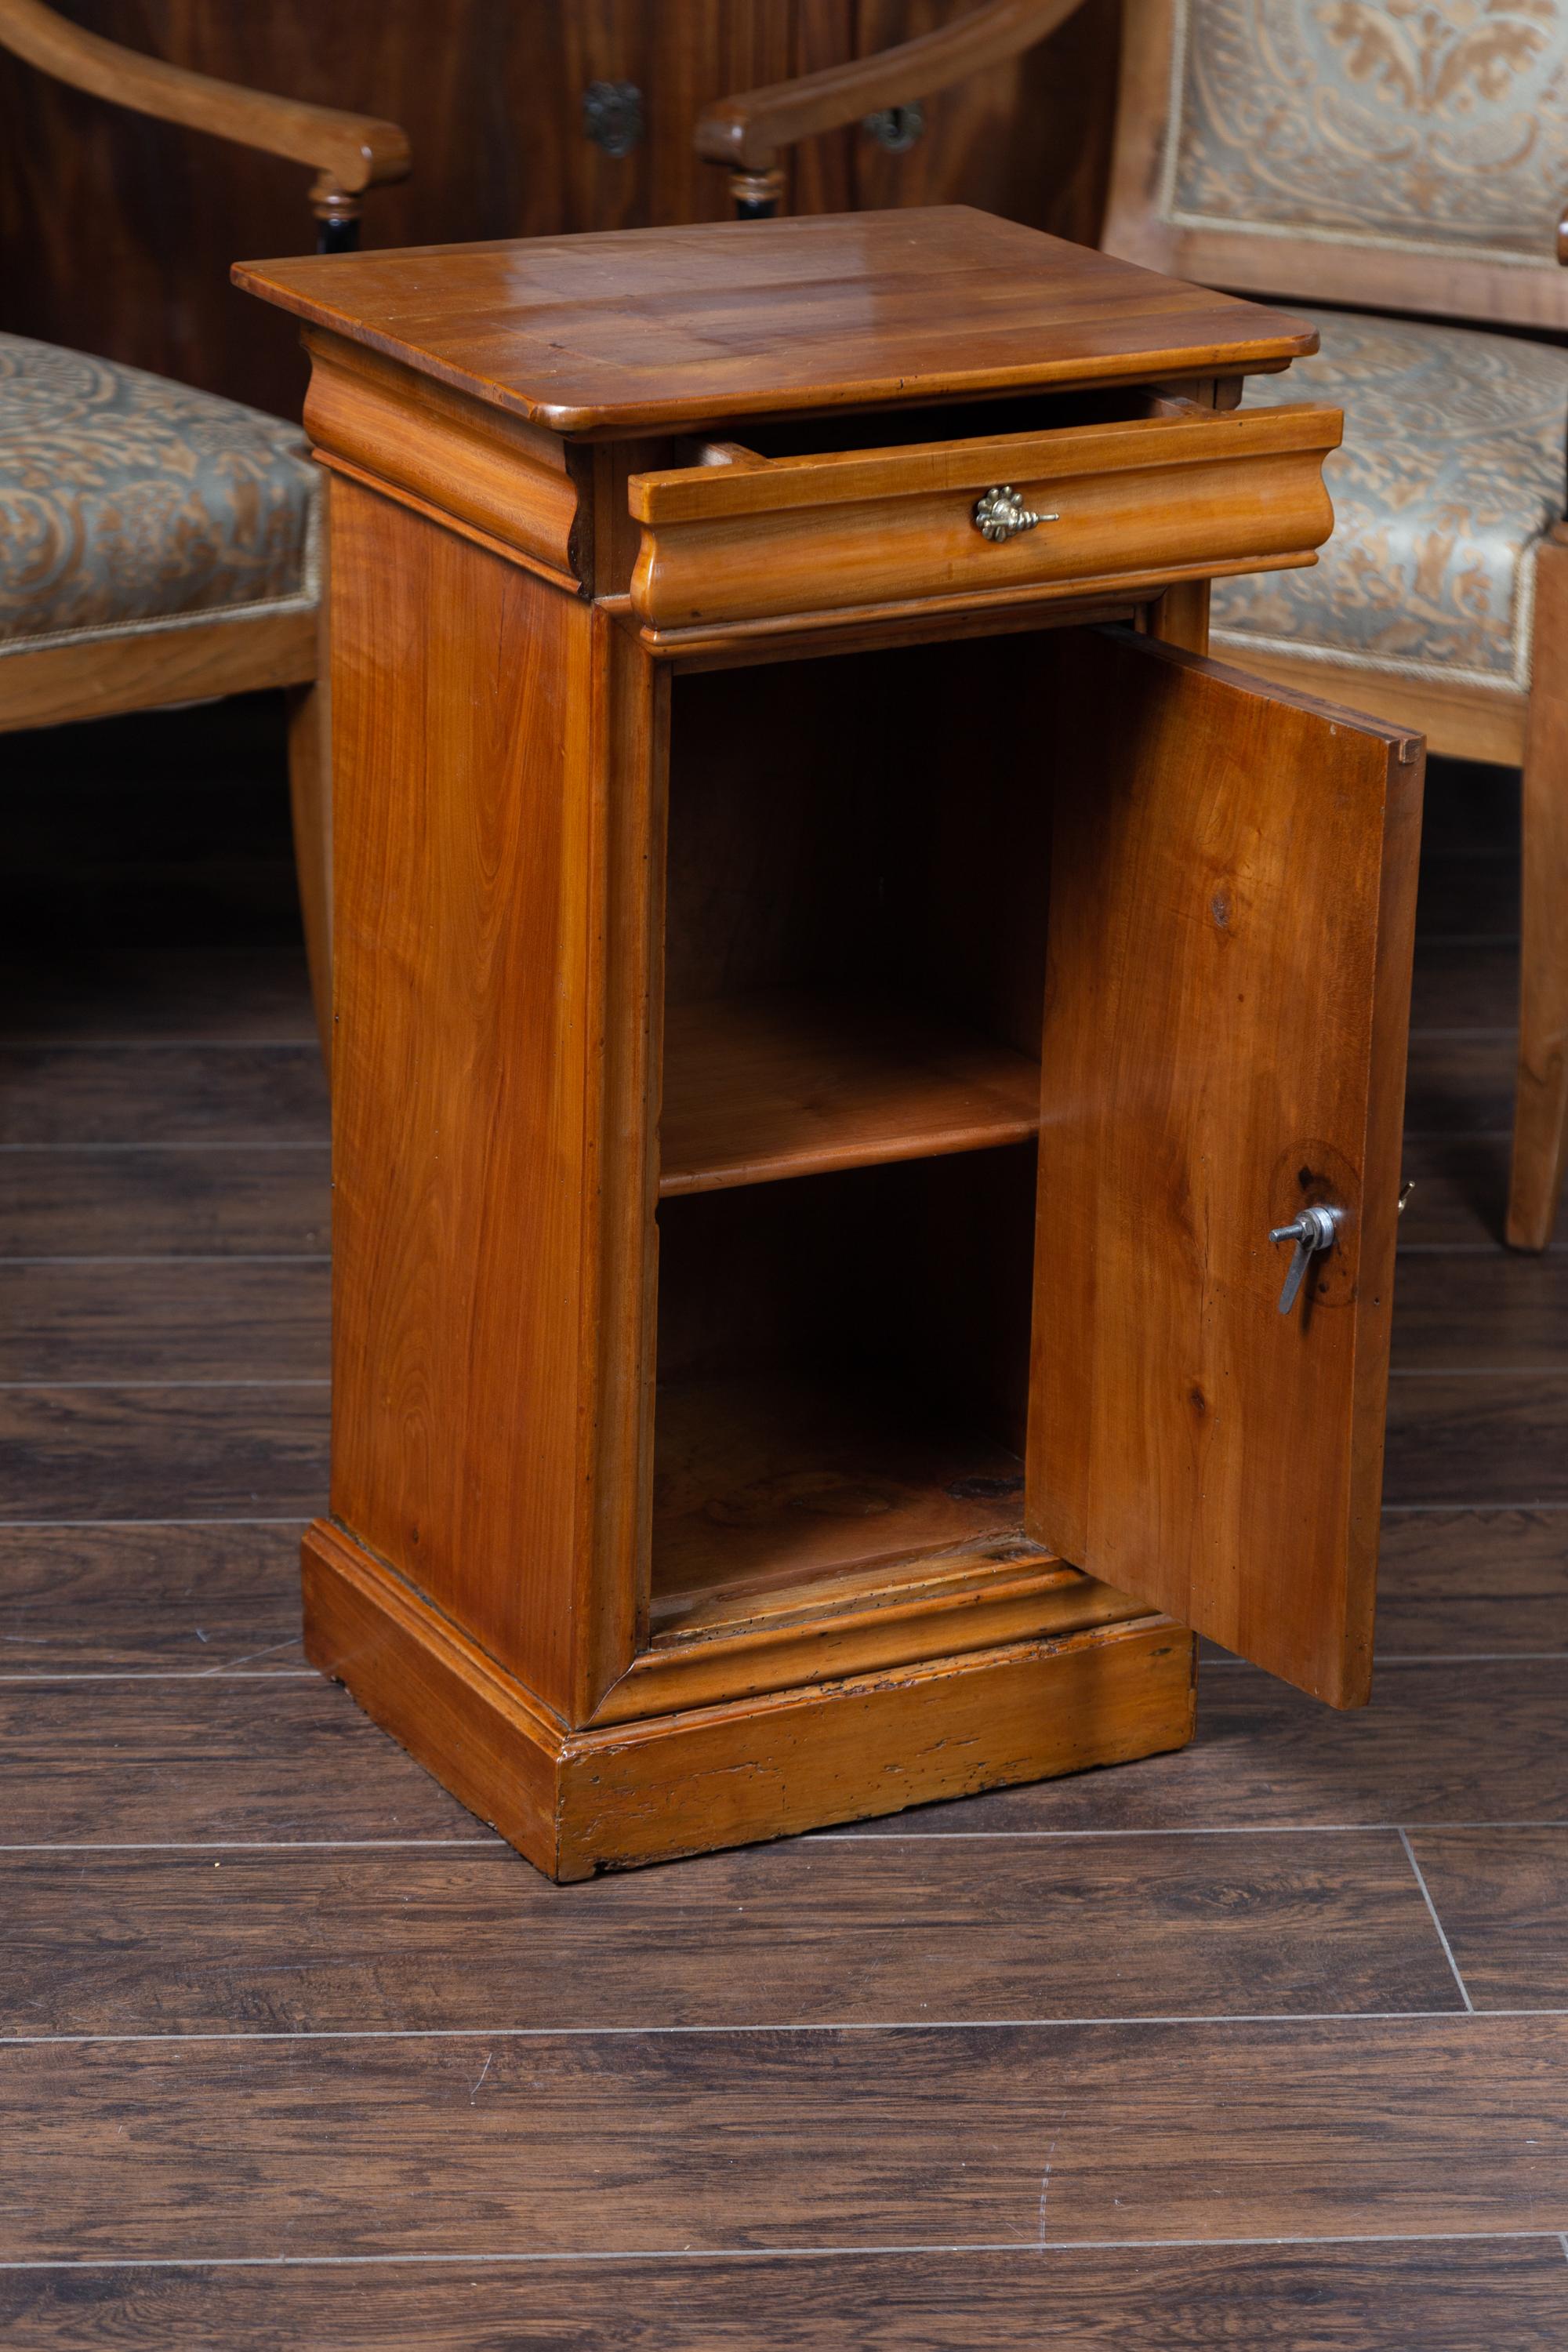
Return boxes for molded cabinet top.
[234,206,1316,436]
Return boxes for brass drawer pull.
[972,485,1059,542]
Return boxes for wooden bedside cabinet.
[238,209,1422,1882]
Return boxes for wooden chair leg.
[286,675,332,1078]
[1507,527,1568,1250]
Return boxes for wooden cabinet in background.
[238,209,1422,1879]
[0,0,1120,419]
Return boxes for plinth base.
[303,1519,1196,1882]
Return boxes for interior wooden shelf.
[658,990,1041,1196]
[650,1368,1029,1634]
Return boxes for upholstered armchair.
[0,0,411,1065]
[699,0,1568,1251]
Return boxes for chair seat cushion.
[0,333,318,652]
[1210,310,1568,689]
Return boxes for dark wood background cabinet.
[0,0,1120,419]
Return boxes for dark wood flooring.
[2,705,1565,2347]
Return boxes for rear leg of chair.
[1507,528,1568,1250]
[286,676,332,1079]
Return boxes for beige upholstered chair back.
[1104,0,1568,329]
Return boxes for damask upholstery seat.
[1210,310,1568,693]
[0,333,318,655]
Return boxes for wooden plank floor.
[2,710,1565,2347]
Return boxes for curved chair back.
[1104,0,1568,328]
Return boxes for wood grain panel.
[0,1261,328,1382]
[1029,630,1421,1707]
[1203,641,1528,769]
[644,0,797,226]
[631,1555,1145,1722]
[0,3,1130,425]
[1374,1510,1568,1657]
[1408,1828,1568,2010]
[1508,527,1568,1249]
[0,1046,328,1145]
[2,2016,1566,2258]
[0,1678,478,1845]
[3,2239,1563,2351]
[0,1385,327,1522]
[1384,1374,1568,1506]
[305,1523,1192,1878]
[0,1831,1461,2034]
[659,992,1040,1192]
[854,0,1123,255]
[0,2,681,421]
[0,1524,303,1671]
[662,636,1052,1048]
[304,333,583,583]
[325,481,650,1720]
[0,606,316,734]
[0,1145,330,1258]
[0,1,815,422]
[237,210,1317,437]
[843,1659,1568,1833]
[561,1618,1190,1876]
[630,405,1338,630]
[651,1370,1029,1604]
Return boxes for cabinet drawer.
[628,400,1340,635]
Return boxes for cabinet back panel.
[651,1152,1036,1610]
[655,1155,1032,1399]
[666,636,1053,1056]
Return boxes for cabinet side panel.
[327,477,612,1718]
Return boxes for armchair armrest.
[0,0,409,245]
[696,0,1085,213]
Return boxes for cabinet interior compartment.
[651,631,1062,1635]
[688,382,1167,465]
[659,636,1054,1195]
[651,1149,1040,1634]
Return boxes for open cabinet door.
[1028,628,1423,1707]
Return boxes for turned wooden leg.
[1507,526,1568,1250]
[286,676,332,1076]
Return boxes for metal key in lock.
[1269,1203,1341,1316]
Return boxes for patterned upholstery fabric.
[0,334,318,654]
[1210,309,1568,686]
[1166,0,1568,266]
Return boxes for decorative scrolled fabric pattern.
[1210,308,1568,685]
[0,334,318,652]
[1166,0,1568,263]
